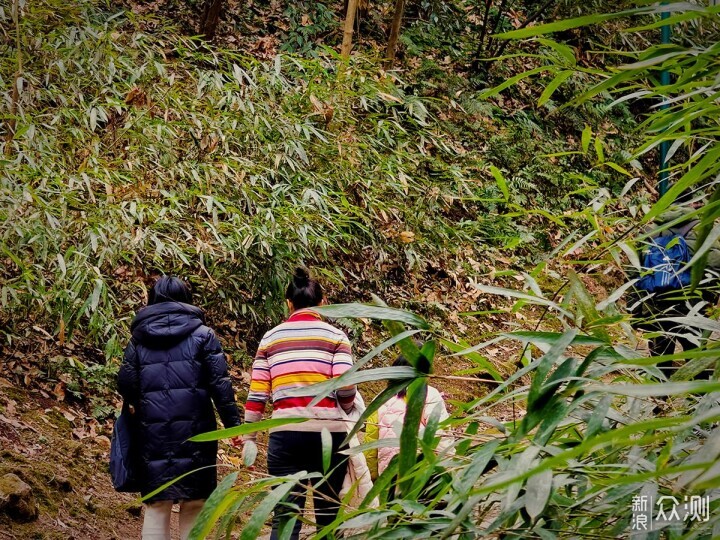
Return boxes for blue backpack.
[637,222,696,293]
[110,404,140,492]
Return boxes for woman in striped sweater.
[243,267,356,540]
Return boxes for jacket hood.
[655,204,694,226]
[131,302,205,348]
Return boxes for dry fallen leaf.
[53,382,66,402]
[377,92,403,104]
[125,87,147,107]
[4,398,17,417]
[95,435,111,447]
[0,414,23,429]
[399,231,415,244]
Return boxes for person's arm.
[117,340,140,404]
[243,339,271,441]
[365,410,379,481]
[203,329,241,429]
[332,332,356,413]
[704,234,720,275]
[700,236,720,304]
[422,388,450,425]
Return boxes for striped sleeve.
[245,339,271,424]
[332,331,356,412]
[331,332,353,377]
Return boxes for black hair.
[389,354,412,394]
[148,276,192,305]
[285,267,323,309]
[392,355,411,369]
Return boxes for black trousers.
[641,297,709,379]
[267,430,348,540]
[648,318,697,378]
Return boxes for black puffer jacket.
[117,302,241,501]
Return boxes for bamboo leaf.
[439,338,503,381]
[188,473,239,540]
[321,427,332,474]
[345,379,414,443]
[538,70,573,107]
[140,465,220,502]
[680,222,720,273]
[527,330,578,410]
[586,395,612,438]
[189,417,308,442]
[240,473,308,540]
[596,279,638,311]
[671,354,719,381]
[284,366,416,406]
[537,38,576,67]
[603,161,633,177]
[594,136,605,164]
[495,10,641,39]
[312,303,429,329]
[619,49,691,71]
[587,380,720,397]
[581,125,592,153]
[525,469,553,521]
[480,66,549,99]
[692,185,720,287]
[398,377,427,497]
[242,440,258,467]
[473,283,573,318]
[643,145,720,223]
[503,331,607,347]
[489,165,509,200]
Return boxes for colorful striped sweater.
[244,309,356,433]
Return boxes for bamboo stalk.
[200,0,224,40]
[5,0,22,156]
[358,0,371,20]
[341,0,359,58]
[384,0,406,69]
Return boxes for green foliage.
[0,0,650,369]
[191,291,720,538]
[280,1,337,56]
[0,0,515,358]
[180,4,720,538]
[490,2,720,296]
[46,354,118,419]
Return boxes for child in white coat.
[365,355,452,480]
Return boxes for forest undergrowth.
[6,0,716,539]
[0,0,638,406]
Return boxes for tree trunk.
[471,0,554,74]
[385,0,406,69]
[358,0,370,20]
[341,0,359,58]
[5,0,22,156]
[344,0,369,18]
[200,0,224,40]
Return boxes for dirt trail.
[0,378,142,540]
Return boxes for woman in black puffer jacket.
[118,276,241,540]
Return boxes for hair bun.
[293,266,310,286]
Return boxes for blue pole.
[658,7,671,197]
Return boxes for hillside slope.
[0,379,142,539]
[0,2,648,538]
[0,0,638,359]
